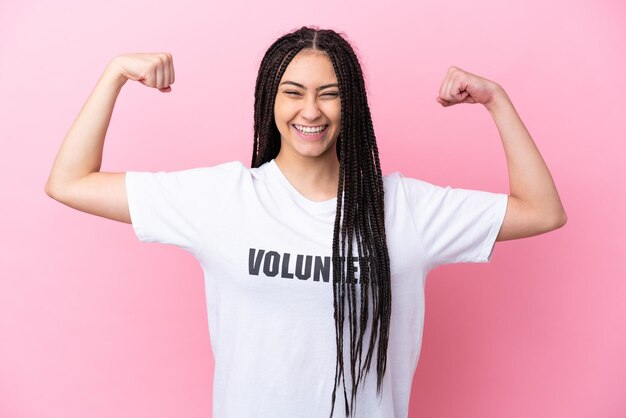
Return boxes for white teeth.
[294,124,327,134]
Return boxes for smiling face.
[273,49,341,163]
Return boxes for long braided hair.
[251,26,392,418]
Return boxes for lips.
[293,124,328,134]
[291,124,328,140]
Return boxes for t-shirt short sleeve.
[125,161,246,257]
[399,174,508,272]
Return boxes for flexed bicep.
[496,195,566,241]
[46,172,130,224]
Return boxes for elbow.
[550,210,568,230]
[559,210,568,227]
[45,180,63,201]
[44,180,56,198]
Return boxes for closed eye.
[284,91,339,97]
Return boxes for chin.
[296,145,337,160]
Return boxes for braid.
[253,33,304,167]
[252,26,392,418]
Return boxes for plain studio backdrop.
[1,0,624,417]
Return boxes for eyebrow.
[279,81,339,91]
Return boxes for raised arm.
[436,66,567,241]
[44,53,175,223]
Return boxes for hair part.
[252,26,392,418]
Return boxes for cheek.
[332,112,341,128]
[274,101,294,123]
[327,103,341,124]
[273,110,285,127]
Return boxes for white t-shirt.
[125,159,508,418]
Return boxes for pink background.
[1,0,625,417]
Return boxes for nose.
[300,95,322,121]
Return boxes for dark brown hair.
[251,26,391,418]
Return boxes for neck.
[274,151,340,202]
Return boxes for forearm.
[485,87,567,223]
[46,59,127,192]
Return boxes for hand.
[435,66,501,107]
[108,53,175,93]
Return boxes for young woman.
[46,26,566,418]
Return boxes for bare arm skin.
[484,87,567,241]
[45,53,175,224]
[436,66,567,242]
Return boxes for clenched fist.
[109,53,175,93]
[435,66,501,107]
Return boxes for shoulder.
[190,160,248,177]
[165,160,250,185]
[382,170,437,202]
[129,160,248,178]
[126,161,251,200]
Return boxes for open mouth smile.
[293,124,328,135]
